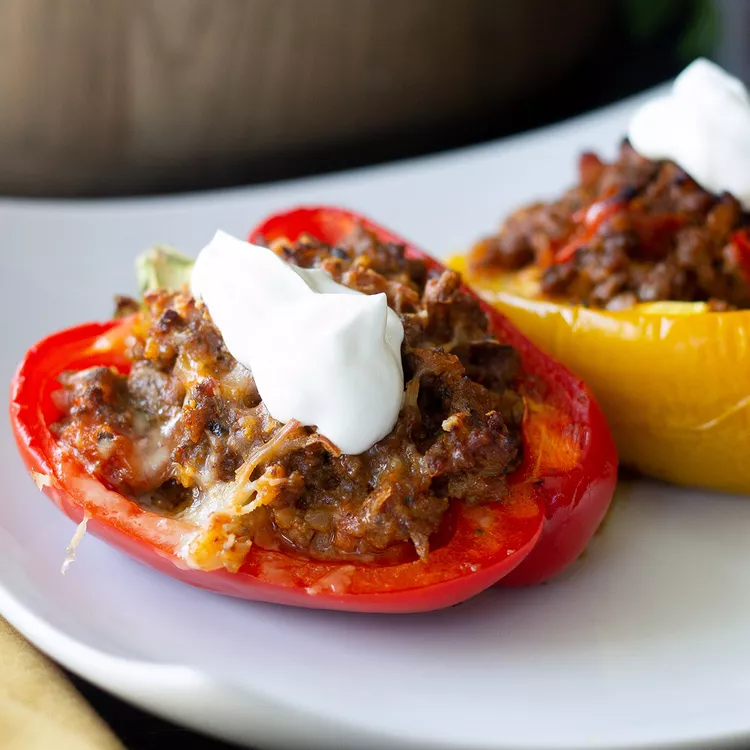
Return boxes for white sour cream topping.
[628,58,750,208]
[191,230,405,455]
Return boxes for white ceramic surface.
[4,86,750,750]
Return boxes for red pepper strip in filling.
[730,228,750,287]
[251,206,619,586]
[553,197,628,264]
[552,189,689,267]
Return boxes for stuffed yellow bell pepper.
[452,134,750,494]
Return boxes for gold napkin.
[0,618,124,750]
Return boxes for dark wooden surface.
[0,0,613,197]
[68,673,241,749]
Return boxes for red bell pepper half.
[9,206,617,613]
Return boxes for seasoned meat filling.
[52,229,524,569]
[469,141,750,310]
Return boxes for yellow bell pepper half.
[451,256,750,494]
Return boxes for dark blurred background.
[5,0,748,747]
[0,0,744,198]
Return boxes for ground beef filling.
[469,141,750,310]
[52,229,524,569]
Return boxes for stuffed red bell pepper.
[9,206,617,613]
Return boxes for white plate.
[3,85,750,750]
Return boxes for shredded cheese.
[306,565,355,596]
[61,512,90,575]
[90,334,115,353]
[30,470,54,491]
[404,377,420,410]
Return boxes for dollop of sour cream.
[628,58,750,208]
[190,230,405,455]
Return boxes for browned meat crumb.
[113,295,140,319]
